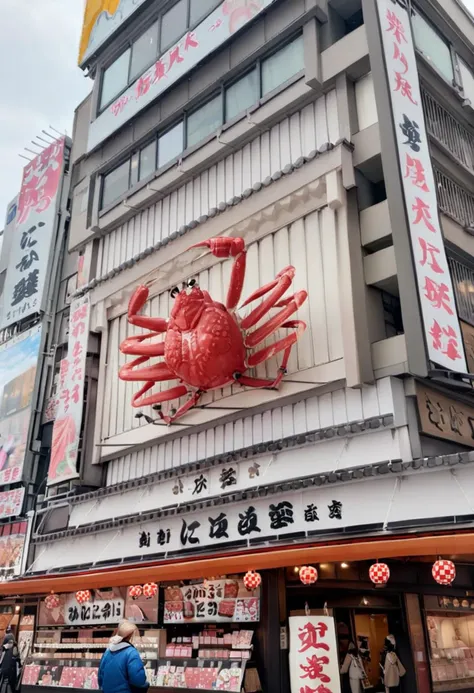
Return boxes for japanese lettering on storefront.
[416,383,474,447]
[164,579,260,624]
[65,597,123,626]
[87,0,278,151]
[1,140,65,329]
[48,295,90,486]
[377,0,467,373]
[289,616,341,693]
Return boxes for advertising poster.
[48,295,90,486]
[0,325,41,486]
[0,520,29,581]
[289,616,341,693]
[163,579,260,624]
[1,139,65,329]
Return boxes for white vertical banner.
[377,0,467,373]
[48,294,90,486]
[289,616,341,693]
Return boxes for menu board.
[163,579,260,624]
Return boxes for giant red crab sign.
[118,237,308,424]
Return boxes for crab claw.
[189,236,245,258]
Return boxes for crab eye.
[187,278,197,288]
[170,286,180,298]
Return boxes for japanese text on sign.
[378,0,466,372]
[65,597,124,626]
[289,616,341,693]
[163,579,260,624]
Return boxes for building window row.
[100,35,305,210]
[99,0,221,111]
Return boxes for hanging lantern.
[299,566,318,585]
[243,571,262,591]
[143,583,158,599]
[76,590,92,605]
[432,559,456,586]
[128,585,143,600]
[369,562,390,586]
[44,593,61,610]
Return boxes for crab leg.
[119,358,175,383]
[245,290,307,348]
[189,237,246,311]
[240,266,295,330]
[120,335,165,356]
[133,384,189,410]
[156,390,203,425]
[127,285,168,332]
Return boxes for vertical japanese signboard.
[377,0,467,373]
[1,139,65,330]
[0,325,41,486]
[289,616,341,693]
[48,295,90,486]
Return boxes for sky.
[0,0,91,217]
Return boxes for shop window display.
[426,602,474,691]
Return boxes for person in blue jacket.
[98,620,149,693]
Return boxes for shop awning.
[2,529,473,597]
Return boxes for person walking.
[0,628,20,693]
[98,621,149,693]
[340,643,368,693]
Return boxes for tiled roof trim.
[71,140,351,299]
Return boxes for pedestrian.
[340,643,369,693]
[380,635,406,693]
[98,620,149,693]
[0,628,20,693]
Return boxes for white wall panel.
[355,73,378,131]
[98,93,338,277]
[105,377,406,484]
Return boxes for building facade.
[4,1,474,693]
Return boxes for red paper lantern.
[432,559,456,586]
[299,566,318,585]
[76,590,91,605]
[44,593,60,610]
[143,583,158,599]
[243,571,262,591]
[128,585,143,599]
[369,562,390,586]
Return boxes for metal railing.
[434,167,474,227]
[448,256,474,325]
[421,88,474,173]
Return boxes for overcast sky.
[0,0,91,217]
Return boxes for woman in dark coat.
[0,628,20,692]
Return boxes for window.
[130,22,159,81]
[262,36,305,96]
[102,160,130,207]
[158,122,184,168]
[100,49,131,110]
[225,69,259,121]
[139,141,157,180]
[412,9,454,83]
[459,57,474,106]
[161,0,187,51]
[190,0,219,25]
[130,152,140,187]
[187,96,223,148]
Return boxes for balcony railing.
[434,167,474,228]
[421,88,474,174]
[448,256,474,325]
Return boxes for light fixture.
[293,566,300,574]
[341,562,349,569]
[319,563,329,570]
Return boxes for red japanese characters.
[118,236,308,424]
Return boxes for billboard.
[87,0,278,151]
[0,325,42,486]
[0,519,30,582]
[48,295,90,486]
[79,0,148,66]
[1,139,66,330]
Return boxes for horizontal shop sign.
[416,384,474,447]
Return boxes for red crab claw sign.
[119,236,308,424]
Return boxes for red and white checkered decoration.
[243,571,262,591]
[143,582,158,599]
[76,590,92,605]
[369,562,390,586]
[299,565,318,585]
[44,593,61,610]
[432,559,456,586]
[128,585,143,599]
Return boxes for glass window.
[158,121,184,167]
[130,152,139,187]
[412,10,454,83]
[225,69,259,121]
[187,96,222,148]
[139,141,157,180]
[130,22,159,81]
[459,57,474,106]
[261,36,305,96]
[100,48,131,110]
[161,0,187,51]
[102,160,130,208]
[190,0,219,25]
